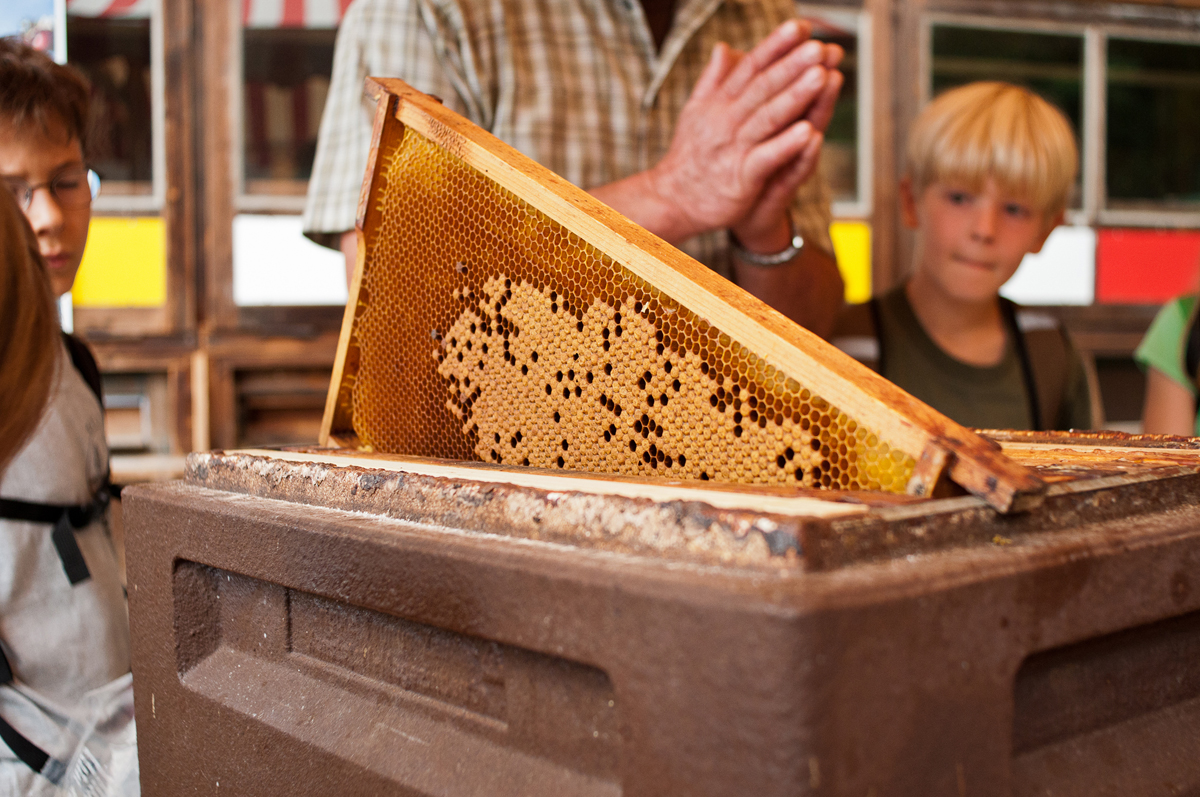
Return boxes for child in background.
[0,38,102,400]
[832,82,1094,430]
[0,41,137,795]
[1136,292,1200,436]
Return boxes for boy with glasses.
[0,39,103,400]
[0,40,98,301]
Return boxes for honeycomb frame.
[320,79,1043,513]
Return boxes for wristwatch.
[729,218,804,267]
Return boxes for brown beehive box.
[124,80,1200,796]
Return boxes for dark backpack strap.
[61,333,103,407]
[830,299,884,373]
[867,297,885,376]
[1182,299,1200,418]
[1185,300,1200,384]
[0,490,108,584]
[1000,298,1045,431]
[1000,299,1074,431]
[0,647,66,783]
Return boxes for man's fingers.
[729,38,826,120]
[691,42,737,102]
[723,19,811,96]
[786,132,824,195]
[823,43,844,70]
[742,119,815,187]
[803,70,843,134]
[750,133,825,223]
[738,64,828,145]
[732,138,820,244]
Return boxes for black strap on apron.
[0,487,109,585]
[0,647,67,783]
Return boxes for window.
[926,17,1200,306]
[69,16,153,193]
[63,0,168,329]
[801,6,871,217]
[66,0,164,211]
[799,6,872,302]
[238,6,337,207]
[1106,37,1200,211]
[233,1,345,307]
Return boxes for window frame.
[68,0,168,214]
[233,19,337,213]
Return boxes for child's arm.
[1143,366,1195,436]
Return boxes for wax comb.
[321,78,1043,512]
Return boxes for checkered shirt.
[302,0,834,279]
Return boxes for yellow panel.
[72,216,166,308]
[830,220,871,304]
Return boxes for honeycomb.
[345,124,915,492]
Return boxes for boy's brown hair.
[0,38,91,148]
[906,81,1078,217]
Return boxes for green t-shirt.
[873,286,1093,431]
[1134,296,1200,436]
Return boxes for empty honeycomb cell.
[343,124,916,491]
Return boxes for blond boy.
[833,81,1093,430]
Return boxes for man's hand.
[591,19,842,252]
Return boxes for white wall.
[233,214,348,306]
[1001,225,1096,306]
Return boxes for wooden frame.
[321,79,1045,512]
[198,0,346,333]
[89,338,197,455]
[208,331,340,450]
[70,0,194,339]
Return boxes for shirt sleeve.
[302,0,470,250]
[1134,297,1197,396]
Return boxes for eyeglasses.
[2,167,101,211]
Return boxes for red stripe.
[102,0,142,16]
[281,0,304,27]
[242,0,252,26]
[338,0,354,21]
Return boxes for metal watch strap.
[729,227,804,267]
